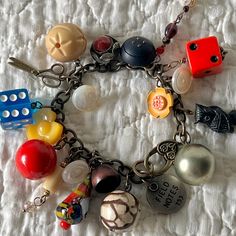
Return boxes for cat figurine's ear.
[195,104,206,124]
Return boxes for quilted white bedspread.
[0,0,236,235]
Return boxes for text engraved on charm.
[146,175,187,214]
[157,140,179,161]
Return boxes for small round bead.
[156,46,165,55]
[60,221,71,230]
[162,37,171,45]
[183,6,190,12]
[165,23,178,39]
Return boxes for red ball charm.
[16,139,57,180]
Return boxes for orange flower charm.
[147,87,173,118]
[26,108,63,145]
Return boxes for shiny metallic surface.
[174,144,215,185]
[91,164,121,193]
[146,174,187,214]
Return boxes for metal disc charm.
[146,174,187,214]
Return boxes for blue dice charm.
[0,89,33,130]
[120,36,156,67]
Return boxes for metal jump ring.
[132,160,152,178]
[143,143,177,176]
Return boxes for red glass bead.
[156,46,165,55]
[15,139,57,180]
[92,36,112,53]
[60,221,71,230]
[186,36,223,78]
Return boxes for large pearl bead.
[71,85,99,111]
[100,190,140,232]
[174,144,215,185]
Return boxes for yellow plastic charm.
[26,108,63,145]
[33,108,57,123]
[147,87,173,118]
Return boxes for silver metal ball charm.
[100,190,140,232]
[174,144,215,185]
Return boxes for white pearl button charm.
[72,85,99,111]
[62,160,90,184]
[172,66,192,94]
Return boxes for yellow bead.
[26,120,63,145]
[43,165,63,194]
[33,108,57,123]
[147,87,173,118]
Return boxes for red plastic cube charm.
[186,36,223,78]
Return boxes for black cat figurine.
[195,104,236,133]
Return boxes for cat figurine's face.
[195,104,215,126]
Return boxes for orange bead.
[147,87,173,118]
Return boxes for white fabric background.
[0,0,236,235]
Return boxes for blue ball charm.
[120,36,156,67]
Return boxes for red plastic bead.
[16,139,57,180]
[93,36,112,53]
[186,36,223,78]
[60,221,71,230]
[156,46,165,55]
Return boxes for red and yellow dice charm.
[186,36,223,78]
[147,87,173,118]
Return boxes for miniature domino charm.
[0,89,33,130]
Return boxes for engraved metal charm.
[146,174,187,214]
[144,140,179,176]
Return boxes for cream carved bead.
[45,23,87,62]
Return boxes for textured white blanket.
[0,0,236,235]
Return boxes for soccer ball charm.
[100,190,140,232]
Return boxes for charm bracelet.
[0,0,229,232]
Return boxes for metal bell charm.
[55,174,91,229]
[100,190,140,232]
[91,164,121,193]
